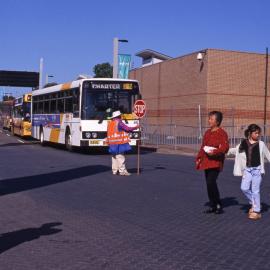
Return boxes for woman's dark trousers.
[205,168,221,208]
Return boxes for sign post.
[133,100,146,175]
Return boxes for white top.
[228,141,270,176]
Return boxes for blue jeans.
[241,166,262,212]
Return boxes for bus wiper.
[98,112,106,124]
[98,115,104,124]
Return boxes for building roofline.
[130,48,268,72]
[136,49,173,60]
[206,48,268,56]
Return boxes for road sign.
[134,100,146,118]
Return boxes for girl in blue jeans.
[229,124,270,220]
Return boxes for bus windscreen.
[81,81,139,120]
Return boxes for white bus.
[31,78,141,150]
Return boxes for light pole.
[39,57,44,89]
[46,74,54,85]
[113,38,128,78]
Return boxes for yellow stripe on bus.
[122,113,137,120]
[49,114,63,143]
[61,82,72,91]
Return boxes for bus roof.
[14,92,32,106]
[32,78,139,96]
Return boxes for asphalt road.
[1,128,270,270]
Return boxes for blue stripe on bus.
[32,114,61,128]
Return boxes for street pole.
[45,74,54,85]
[113,38,118,78]
[137,138,141,175]
[39,57,44,89]
[264,47,269,138]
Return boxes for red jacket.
[196,128,229,170]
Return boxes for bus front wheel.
[40,128,46,146]
[65,130,73,152]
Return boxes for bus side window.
[33,102,37,114]
[38,101,44,114]
[44,98,49,114]
[64,97,73,113]
[73,88,80,117]
[57,98,64,113]
[50,99,56,114]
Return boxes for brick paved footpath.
[0,131,270,270]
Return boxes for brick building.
[129,49,270,129]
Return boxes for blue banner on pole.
[118,54,131,79]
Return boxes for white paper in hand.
[203,146,217,153]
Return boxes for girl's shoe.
[248,211,262,220]
[248,207,253,214]
[119,171,131,176]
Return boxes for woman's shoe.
[215,208,223,214]
[248,211,262,220]
[214,204,223,214]
[203,207,216,214]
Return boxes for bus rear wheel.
[11,126,15,136]
[40,128,46,146]
[65,130,73,152]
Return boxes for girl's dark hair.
[244,124,261,138]
[209,111,223,126]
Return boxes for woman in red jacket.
[196,111,229,214]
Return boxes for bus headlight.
[85,132,91,139]
[129,132,140,139]
[91,132,98,139]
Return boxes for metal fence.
[141,123,270,152]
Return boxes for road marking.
[17,139,25,144]
[6,134,10,137]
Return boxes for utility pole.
[39,57,44,89]
[113,38,128,78]
[113,38,119,78]
[45,74,54,85]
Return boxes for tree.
[3,95,15,101]
[93,62,113,78]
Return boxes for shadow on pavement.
[221,197,239,208]
[0,142,37,148]
[204,197,239,208]
[40,142,154,156]
[0,222,62,255]
[0,165,110,196]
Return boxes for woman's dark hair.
[209,111,223,126]
[244,124,262,138]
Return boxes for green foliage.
[93,62,113,78]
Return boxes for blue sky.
[1,0,270,96]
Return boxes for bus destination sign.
[87,81,137,91]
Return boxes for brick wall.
[207,49,270,127]
[129,51,208,126]
[129,49,270,129]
